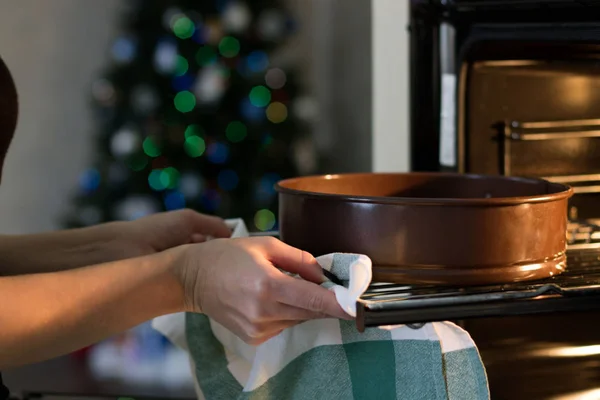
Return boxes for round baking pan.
[275,172,573,286]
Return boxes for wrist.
[145,248,187,314]
[166,243,206,313]
[76,223,123,257]
[0,225,123,275]
[86,221,148,259]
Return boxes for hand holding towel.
[153,219,489,400]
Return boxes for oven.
[359,1,600,398]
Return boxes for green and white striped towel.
[153,219,489,400]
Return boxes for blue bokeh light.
[207,142,229,164]
[112,37,136,63]
[240,98,264,122]
[217,169,239,191]
[192,23,206,44]
[164,191,186,211]
[79,168,101,194]
[200,189,221,212]
[171,73,195,92]
[246,51,269,73]
[255,172,281,204]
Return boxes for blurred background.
[0,0,373,235]
[1,0,407,398]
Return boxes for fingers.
[258,237,324,284]
[191,233,206,243]
[182,209,231,238]
[273,273,352,320]
[218,312,299,346]
[269,303,329,321]
[250,237,350,319]
[240,321,298,346]
[237,301,350,346]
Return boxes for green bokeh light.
[174,91,196,113]
[184,135,206,158]
[196,46,217,66]
[163,166,180,189]
[254,209,276,231]
[218,36,240,58]
[249,86,271,107]
[174,55,189,76]
[142,137,161,157]
[220,68,231,79]
[126,154,148,171]
[173,16,195,39]
[148,169,170,191]
[262,135,273,148]
[225,121,247,143]
[184,124,204,139]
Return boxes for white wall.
[289,0,372,173]
[0,0,121,234]
[372,0,410,172]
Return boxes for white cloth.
[153,219,489,399]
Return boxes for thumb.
[259,237,325,284]
[275,274,351,320]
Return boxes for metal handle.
[495,119,600,176]
[510,130,600,141]
[541,174,600,194]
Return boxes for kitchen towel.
[153,219,489,400]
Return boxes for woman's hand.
[171,237,351,345]
[104,209,231,259]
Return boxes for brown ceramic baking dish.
[275,173,574,286]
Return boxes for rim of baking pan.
[274,172,574,206]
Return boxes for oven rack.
[495,118,600,182]
[356,248,600,331]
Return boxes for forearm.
[0,223,124,275]
[0,250,184,369]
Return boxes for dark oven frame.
[409,0,600,173]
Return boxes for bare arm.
[0,250,183,369]
[0,210,231,276]
[0,236,350,370]
[0,224,121,275]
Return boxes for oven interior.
[460,40,600,220]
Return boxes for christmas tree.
[64,0,318,232]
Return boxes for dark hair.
[0,55,18,171]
